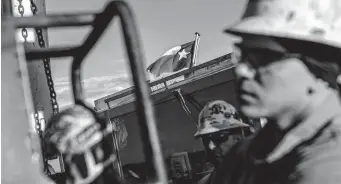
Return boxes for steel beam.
[1,19,53,184]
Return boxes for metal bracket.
[172,88,197,123]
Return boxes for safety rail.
[8,1,168,183]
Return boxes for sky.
[45,0,248,109]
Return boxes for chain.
[30,0,59,115]
[17,0,28,42]
[27,0,60,175]
[34,113,51,175]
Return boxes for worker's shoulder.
[197,172,213,184]
[290,118,341,184]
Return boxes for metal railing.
[4,0,168,183]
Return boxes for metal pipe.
[111,123,124,178]
[1,0,13,17]
[14,13,95,28]
[71,2,117,104]
[186,95,203,112]
[115,1,168,183]
[70,1,168,183]
[25,46,79,60]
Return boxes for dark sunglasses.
[202,130,243,145]
[235,43,301,69]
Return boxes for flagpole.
[191,32,201,68]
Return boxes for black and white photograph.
[2,0,341,183]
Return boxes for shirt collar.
[267,91,341,162]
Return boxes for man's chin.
[240,105,266,119]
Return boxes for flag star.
[178,49,189,60]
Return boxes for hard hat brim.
[194,119,250,138]
[224,17,341,61]
[225,16,341,48]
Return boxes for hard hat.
[44,105,117,184]
[224,0,341,50]
[194,100,250,137]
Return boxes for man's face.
[201,129,243,164]
[234,38,313,119]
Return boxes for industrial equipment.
[2,0,168,183]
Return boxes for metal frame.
[3,0,168,183]
[2,22,50,184]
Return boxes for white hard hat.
[194,100,250,137]
[45,105,117,184]
[225,0,341,50]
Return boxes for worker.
[44,105,129,184]
[210,0,341,183]
[194,100,253,184]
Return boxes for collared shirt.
[211,93,341,184]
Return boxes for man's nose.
[235,63,256,79]
[208,140,216,150]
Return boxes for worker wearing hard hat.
[209,0,341,183]
[194,100,253,184]
[44,105,129,184]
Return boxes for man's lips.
[238,87,258,103]
[239,87,257,97]
[240,94,257,102]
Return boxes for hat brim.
[194,119,250,138]
[224,17,341,61]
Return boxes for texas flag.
[147,41,195,80]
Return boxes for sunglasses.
[201,130,243,145]
[235,43,301,69]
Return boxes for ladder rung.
[25,46,79,60]
[14,13,95,28]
